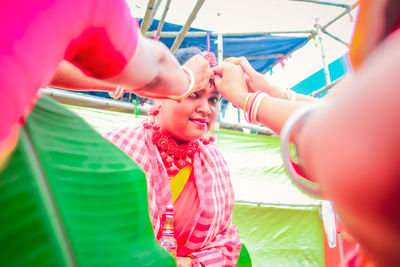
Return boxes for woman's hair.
[173,47,203,65]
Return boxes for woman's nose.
[196,98,211,114]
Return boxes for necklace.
[144,105,214,176]
[153,127,199,176]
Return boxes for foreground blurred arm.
[51,61,115,92]
[295,31,400,266]
[51,35,213,99]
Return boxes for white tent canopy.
[127,0,358,87]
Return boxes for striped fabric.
[104,121,241,266]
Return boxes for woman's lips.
[190,118,208,128]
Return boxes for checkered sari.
[104,121,241,266]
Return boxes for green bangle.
[242,93,252,121]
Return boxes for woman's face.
[159,83,221,141]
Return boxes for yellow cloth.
[170,165,192,203]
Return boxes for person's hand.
[213,62,250,110]
[226,57,286,99]
[184,54,214,92]
[176,256,199,267]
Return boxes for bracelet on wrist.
[168,66,195,102]
[242,93,252,122]
[109,85,125,100]
[245,92,260,123]
[284,88,296,102]
[251,92,267,123]
[280,102,323,197]
[244,91,267,124]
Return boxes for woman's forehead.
[198,86,220,96]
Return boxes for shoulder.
[103,123,147,150]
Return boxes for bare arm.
[213,63,307,134]
[51,34,213,99]
[90,35,213,98]
[51,61,116,91]
[296,31,400,266]
[226,57,316,102]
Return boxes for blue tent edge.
[139,19,309,73]
[291,53,352,97]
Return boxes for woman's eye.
[209,97,220,104]
[189,92,199,98]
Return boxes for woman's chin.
[182,133,205,142]
[167,127,207,142]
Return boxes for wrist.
[109,85,125,99]
[235,92,252,110]
[243,91,268,124]
[168,66,195,102]
[282,88,296,101]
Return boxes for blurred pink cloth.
[0,0,138,145]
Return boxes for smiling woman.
[104,47,242,267]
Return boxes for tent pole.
[145,30,311,38]
[290,0,350,9]
[321,1,360,31]
[41,88,275,135]
[213,33,224,143]
[310,77,343,97]
[315,18,331,85]
[217,33,223,64]
[235,200,321,208]
[147,0,163,32]
[170,0,206,51]
[141,0,156,34]
[155,0,172,38]
[322,30,350,47]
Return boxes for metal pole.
[213,33,224,142]
[170,0,206,51]
[145,30,311,38]
[147,0,163,31]
[291,0,350,9]
[41,88,275,135]
[141,0,156,34]
[315,18,331,85]
[235,200,321,208]
[322,30,350,47]
[310,77,343,97]
[217,33,223,64]
[155,0,172,38]
[321,2,360,31]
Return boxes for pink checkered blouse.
[104,121,241,266]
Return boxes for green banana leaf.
[0,95,175,266]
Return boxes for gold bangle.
[168,66,195,101]
[243,93,252,121]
